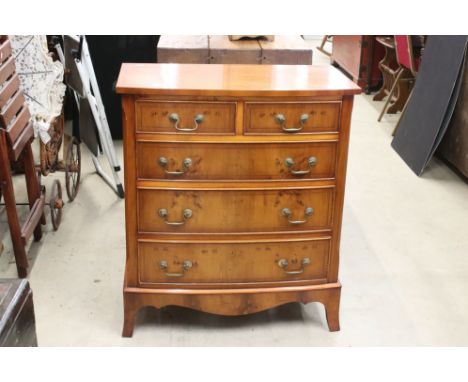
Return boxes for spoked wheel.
[50,179,63,231]
[65,137,81,202]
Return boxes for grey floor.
[1,39,468,346]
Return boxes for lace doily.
[9,35,66,144]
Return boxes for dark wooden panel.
[0,279,38,347]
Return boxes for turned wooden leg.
[122,294,137,338]
[323,287,341,332]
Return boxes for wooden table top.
[116,63,361,97]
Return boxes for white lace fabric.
[10,35,66,144]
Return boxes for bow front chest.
[116,63,360,337]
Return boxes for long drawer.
[137,141,337,181]
[136,100,236,134]
[138,238,330,285]
[138,187,334,234]
[244,101,341,135]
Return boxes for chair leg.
[22,144,44,241]
[378,67,404,122]
[317,35,332,57]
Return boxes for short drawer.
[138,239,330,285]
[138,187,334,234]
[137,141,337,181]
[136,100,236,134]
[244,101,341,134]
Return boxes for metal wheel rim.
[65,137,81,202]
[50,179,63,231]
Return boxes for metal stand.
[54,35,124,198]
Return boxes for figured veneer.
[137,187,334,234]
[138,238,330,285]
[116,64,360,337]
[137,141,337,181]
[244,101,341,134]
[136,100,236,135]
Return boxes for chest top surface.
[116,63,361,97]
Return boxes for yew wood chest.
[116,63,360,337]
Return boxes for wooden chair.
[378,35,420,123]
[317,35,332,56]
[0,35,45,278]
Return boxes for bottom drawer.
[138,238,330,285]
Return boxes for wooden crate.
[157,35,312,65]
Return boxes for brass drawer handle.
[275,113,309,133]
[159,260,193,277]
[281,207,314,225]
[277,258,311,275]
[284,156,317,175]
[158,156,192,175]
[158,208,192,226]
[169,113,204,132]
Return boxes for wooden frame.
[0,35,45,278]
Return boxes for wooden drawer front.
[136,100,236,134]
[138,239,330,285]
[138,187,334,234]
[137,141,337,181]
[244,102,340,134]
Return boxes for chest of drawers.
[116,64,360,337]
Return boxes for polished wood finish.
[138,187,334,234]
[122,283,342,337]
[116,63,361,97]
[138,238,330,285]
[244,101,341,134]
[117,63,359,336]
[137,141,337,181]
[136,100,236,134]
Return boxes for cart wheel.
[50,179,63,231]
[36,170,46,195]
[65,137,81,202]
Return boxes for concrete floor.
[1,39,468,346]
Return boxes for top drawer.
[244,101,341,135]
[136,100,236,135]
